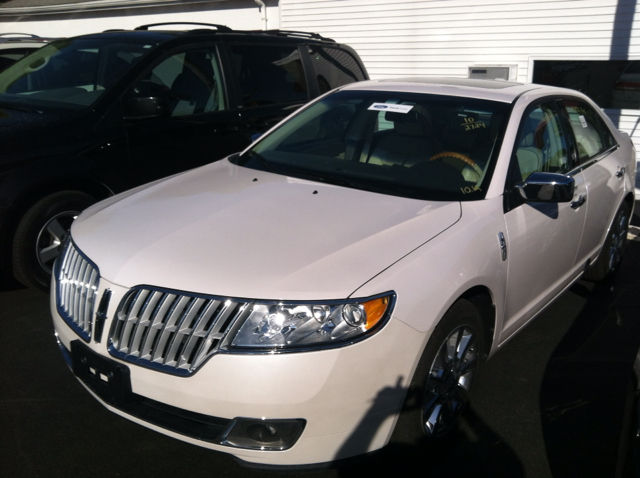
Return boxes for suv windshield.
[0,38,156,113]
[236,90,511,201]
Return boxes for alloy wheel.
[35,211,79,274]
[422,325,478,438]
[608,209,629,273]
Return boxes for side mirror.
[515,172,575,203]
[123,96,170,119]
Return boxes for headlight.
[227,293,395,351]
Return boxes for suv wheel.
[12,191,95,290]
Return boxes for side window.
[131,47,225,117]
[229,44,308,107]
[512,102,571,182]
[562,100,615,163]
[308,46,366,94]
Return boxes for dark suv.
[0,23,368,289]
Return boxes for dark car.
[0,23,368,289]
[0,33,57,73]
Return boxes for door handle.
[615,167,626,178]
[571,194,587,209]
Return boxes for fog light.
[221,418,305,450]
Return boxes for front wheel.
[12,191,95,290]
[392,298,485,442]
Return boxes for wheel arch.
[11,177,113,220]
[458,285,497,357]
[623,191,636,218]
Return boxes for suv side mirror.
[515,172,575,203]
[124,95,170,119]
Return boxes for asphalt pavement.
[2,203,640,478]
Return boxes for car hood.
[72,159,461,300]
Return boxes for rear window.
[308,46,367,94]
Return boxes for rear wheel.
[392,298,485,442]
[583,202,630,283]
[12,191,95,290]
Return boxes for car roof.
[340,77,552,103]
[0,33,57,45]
[76,25,339,46]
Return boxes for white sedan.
[51,78,636,467]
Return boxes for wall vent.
[468,66,512,80]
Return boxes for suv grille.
[55,240,100,341]
[109,287,250,376]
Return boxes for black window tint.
[229,44,308,107]
[562,100,615,163]
[309,47,366,94]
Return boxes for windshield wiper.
[246,150,280,174]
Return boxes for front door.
[500,100,588,341]
[122,45,248,185]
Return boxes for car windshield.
[236,90,511,201]
[0,38,156,114]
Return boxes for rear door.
[221,41,312,141]
[560,98,626,264]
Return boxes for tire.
[392,298,485,443]
[583,202,630,283]
[12,191,95,290]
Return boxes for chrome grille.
[55,240,100,341]
[109,287,250,375]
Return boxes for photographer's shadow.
[335,376,524,478]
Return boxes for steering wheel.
[429,151,484,179]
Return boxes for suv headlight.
[227,293,395,351]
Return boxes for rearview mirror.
[516,172,575,203]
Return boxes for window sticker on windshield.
[579,115,588,128]
[368,103,414,114]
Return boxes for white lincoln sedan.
[51,78,636,468]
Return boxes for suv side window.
[561,99,616,163]
[511,102,571,183]
[308,46,367,94]
[131,47,225,117]
[228,44,308,107]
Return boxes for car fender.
[352,195,508,358]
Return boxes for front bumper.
[51,276,426,466]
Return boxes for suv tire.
[12,191,95,290]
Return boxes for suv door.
[560,99,626,263]
[121,44,247,184]
[500,99,588,340]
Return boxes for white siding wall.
[0,0,280,37]
[280,0,640,197]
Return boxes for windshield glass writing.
[237,90,511,201]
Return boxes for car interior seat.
[170,51,216,116]
[367,106,439,167]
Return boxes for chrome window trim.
[566,143,620,176]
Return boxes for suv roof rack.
[135,22,233,32]
[262,30,335,42]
